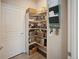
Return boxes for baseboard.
[8,52,26,59]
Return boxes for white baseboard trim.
[8,52,26,59]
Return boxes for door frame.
[68,0,78,59]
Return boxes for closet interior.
[26,8,47,58]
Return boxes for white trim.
[68,0,78,59]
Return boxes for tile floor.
[10,52,46,59]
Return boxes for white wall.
[47,29,62,59]
[60,0,67,59]
[47,0,62,59]
[2,3,26,58]
[47,0,67,59]
[0,1,8,59]
[37,0,47,9]
[48,0,59,7]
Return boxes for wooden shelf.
[38,47,47,54]
[29,20,47,22]
[29,42,46,48]
[36,43,47,49]
[29,42,47,54]
[29,28,47,30]
[43,37,47,39]
[29,42,36,46]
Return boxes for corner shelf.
[29,42,36,45]
[29,42,47,54]
[26,8,47,56]
[29,28,47,30]
[29,42,46,48]
[29,20,47,22]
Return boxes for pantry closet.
[25,8,47,58]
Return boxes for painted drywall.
[47,29,62,59]
[0,1,8,59]
[47,0,62,59]
[60,0,67,59]
[47,0,67,59]
[0,0,3,59]
[2,3,26,58]
[48,0,59,7]
[37,0,47,9]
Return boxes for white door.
[2,3,25,58]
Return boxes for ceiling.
[1,0,47,9]
[1,0,30,8]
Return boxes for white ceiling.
[1,0,29,4]
[1,0,34,8]
[1,0,47,9]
